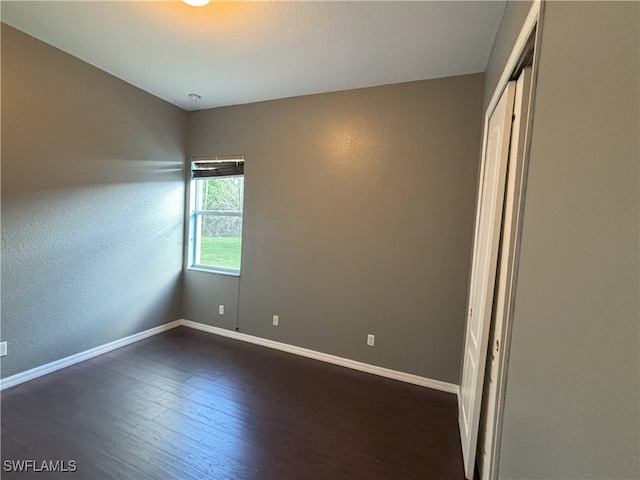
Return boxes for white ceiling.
[1,1,506,111]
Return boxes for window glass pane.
[199,177,244,212]
[193,175,244,272]
[197,215,242,270]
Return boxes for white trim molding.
[1,318,459,396]
[181,319,459,394]
[0,320,182,391]
[485,0,541,117]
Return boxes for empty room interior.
[1,1,638,479]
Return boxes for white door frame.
[458,1,543,479]
[485,1,541,118]
[481,3,545,479]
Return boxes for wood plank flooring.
[1,327,467,479]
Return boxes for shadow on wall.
[0,177,185,378]
[1,24,189,379]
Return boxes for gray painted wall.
[183,271,239,332]
[185,74,484,384]
[488,2,639,478]
[1,25,187,378]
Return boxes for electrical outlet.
[272,315,279,326]
[367,334,375,347]
[0,342,7,357]
[218,305,224,315]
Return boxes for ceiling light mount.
[188,93,202,102]
[182,0,210,6]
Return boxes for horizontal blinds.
[191,156,244,178]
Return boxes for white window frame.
[187,156,244,276]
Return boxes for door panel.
[459,81,516,480]
[478,66,533,480]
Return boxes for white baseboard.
[180,319,460,395]
[0,320,182,391]
[1,318,459,396]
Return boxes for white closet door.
[478,66,533,480]
[459,80,516,480]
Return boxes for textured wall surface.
[1,25,187,378]
[492,2,640,478]
[185,74,484,384]
[182,271,239,332]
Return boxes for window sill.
[186,266,241,277]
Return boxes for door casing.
[458,1,543,479]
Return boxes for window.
[188,156,244,274]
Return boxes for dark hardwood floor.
[1,327,467,479]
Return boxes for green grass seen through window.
[199,236,241,271]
